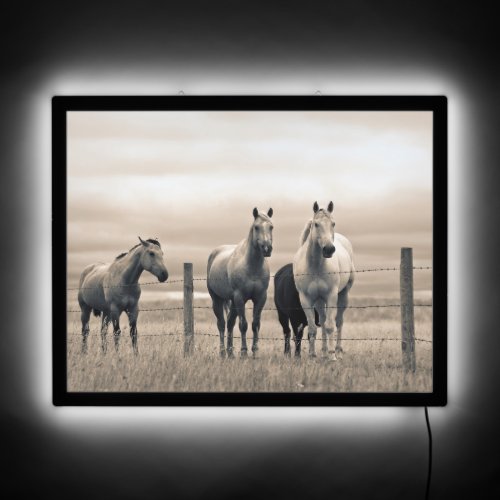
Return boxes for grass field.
[66,294,432,393]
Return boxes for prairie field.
[66,294,432,393]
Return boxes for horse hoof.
[240,351,248,359]
[219,351,226,359]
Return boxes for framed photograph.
[53,95,447,406]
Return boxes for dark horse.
[274,263,319,357]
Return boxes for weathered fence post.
[183,263,194,356]
[400,248,416,372]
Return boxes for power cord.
[424,406,433,500]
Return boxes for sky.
[67,110,433,297]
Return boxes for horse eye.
[314,223,319,228]
[149,251,155,257]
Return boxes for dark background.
[2,1,499,499]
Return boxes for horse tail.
[314,310,320,327]
[78,264,98,312]
[92,309,101,317]
[207,248,220,279]
[79,263,97,288]
[299,219,312,245]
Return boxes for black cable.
[424,406,433,500]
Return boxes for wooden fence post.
[183,263,194,356]
[400,248,416,372]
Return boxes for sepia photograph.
[59,97,442,400]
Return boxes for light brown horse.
[78,237,168,354]
[293,202,355,359]
[207,207,273,358]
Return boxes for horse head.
[138,237,169,282]
[311,201,336,258]
[252,207,274,257]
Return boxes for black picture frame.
[53,95,447,406]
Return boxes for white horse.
[78,237,168,354]
[293,202,355,359]
[207,207,273,358]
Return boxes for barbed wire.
[67,303,432,313]
[67,278,186,291]
[67,266,432,290]
[67,331,432,344]
[66,264,433,349]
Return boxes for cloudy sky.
[67,110,433,297]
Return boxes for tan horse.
[207,207,273,358]
[78,237,168,354]
[293,202,355,359]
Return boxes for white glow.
[33,68,465,432]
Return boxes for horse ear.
[327,201,334,213]
[253,207,259,219]
[138,236,148,247]
[267,208,273,218]
[313,201,319,213]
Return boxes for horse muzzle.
[261,245,273,257]
[322,245,335,258]
[158,270,169,282]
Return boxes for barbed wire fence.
[66,248,432,371]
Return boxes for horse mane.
[256,212,273,223]
[144,238,161,248]
[299,209,334,245]
[115,238,161,260]
[299,220,312,245]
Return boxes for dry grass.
[66,296,432,393]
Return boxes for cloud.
[67,187,431,286]
[66,110,433,297]
[67,111,432,188]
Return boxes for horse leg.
[293,321,304,358]
[110,306,121,353]
[233,292,248,358]
[127,306,139,356]
[226,301,238,359]
[335,287,350,359]
[80,304,91,354]
[299,292,318,358]
[251,293,267,358]
[100,314,110,354]
[277,310,291,356]
[325,288,339,360]
[211,295,227,358]
[316,299,329,358]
